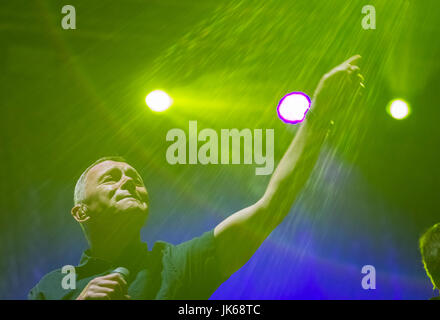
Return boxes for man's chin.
[116,208,149,229]
[115,200,148,214]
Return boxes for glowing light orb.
[388,99,410,120]
[277,92,311,124]
[145,90,172,112]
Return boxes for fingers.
[355,72,365,88]
[344,54,362,66]
[88,293,111,300]
[89,286,118,300]
[88,283,125,300]
[102,273,128,287]
[317,55,366,98]
[345,66,360,79]
[347,65,360,74]
[346,64,365,89]
[346,55,363,87]
[97,279,125,297]
[359,74,366,88]
[80,273,128,300]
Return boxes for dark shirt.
[28,230,228,300]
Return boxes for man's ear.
[71,204,90,223]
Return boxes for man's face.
[83,161,149,226]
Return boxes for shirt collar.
[76,242,149,275]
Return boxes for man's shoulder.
[147,230,216,274]
[28,266,79,300]
[150,230,217,274]
[28,267,63,300]
[151,230,215,255]
[36,267,66,285]
[151,239,173,250]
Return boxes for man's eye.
[103,175,116,183]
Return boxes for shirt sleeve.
[170,229,228,299]
[28,284,45,300]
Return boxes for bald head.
[71,157,149,239]
[74,156,127,205]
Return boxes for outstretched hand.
[312,55,365,122]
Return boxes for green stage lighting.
[387,99,410,120]
[146,90,173,112]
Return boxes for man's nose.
[120,176,136,191]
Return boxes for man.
[419,223,440,299]
[28,56,364,300]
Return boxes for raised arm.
[214,55,364,277]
